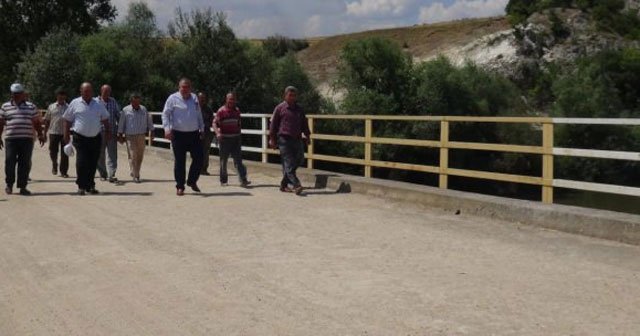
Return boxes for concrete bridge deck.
[1,146,639,335]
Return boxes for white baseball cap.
[63,143,75,157]
[10,83,25,93]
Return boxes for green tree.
[17,28,83,107]
[552,48,640,186]
[0,0,116,92]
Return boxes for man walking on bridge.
[44,88,69,178]
[214,92,250,187]
[269,86,310,195]
[162,78,205,196]
[96,84,121,183]
[117,93,154,183]
[0,83,46,195]
[63,82,111,195]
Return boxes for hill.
[296,17,511,88]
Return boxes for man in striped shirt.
[214,92,250,187]
[117,93,154,183]
[0,83,46,195]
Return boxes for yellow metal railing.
[147,113,640,204]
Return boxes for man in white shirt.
[63,82,110,195]
[44,88,69,178]
[162,78,205,196]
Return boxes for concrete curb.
[147,147,640,246]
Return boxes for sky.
[111,0,508,38]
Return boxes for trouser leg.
[49,134,59,170]
[106,137,118,178]
[278,137,301,188]
[229,137,247,182]
[172,132,188,189]
[86,135,101,190]
[201,133,213,173]
[58,135,69,175]
[219,138,231,184]
[16,139,34,189]
[73,136,89,190]
[96,131,108,178]
[126,134,145,178]
[187,132,203,186]
[5,139,18,188]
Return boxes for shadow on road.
[191,192,253,197]
[27,191,154,197]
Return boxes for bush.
[263,35,309,58]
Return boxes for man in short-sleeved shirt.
[44,88,69,177]
[0,83,46,195]
[63,82,110,195]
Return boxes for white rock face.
[420,30,519,75]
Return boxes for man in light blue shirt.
[63,82,110,195]
[162,78,205,196]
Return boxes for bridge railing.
[149,112,640,204]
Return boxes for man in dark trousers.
[162,78,205,196]
[269,86,310,195]
[0,83,46,195]
[63,82,110,195]
[198,92,215,175]
[214,92,250,187]
[44,88,69,178]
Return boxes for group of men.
[0,78,310,196]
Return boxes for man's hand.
[0,139,3,150]
[164,130,173,141]
[38,134,46,147]
[117,134,125,144]
[199,131,204,140]
[268,138,276,149]
[104,132,112,143]
[303,136,310,146]
[64,134,70,145]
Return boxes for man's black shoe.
[19,188,32,196]
[88,188,100,195]
[77,189,86,196]
[187,183,201,193]
[5,186,12,195]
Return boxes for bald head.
[80,82,93,102]
[225,92,237,109]
[100,84,112,99]
[178,78,192,98]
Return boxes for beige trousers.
[126,134,146,178]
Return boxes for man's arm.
[31,106,47,147]
[63,120,71,144]
[146,110,154,142]
[117,109,126,143]
[268,107,281,148]
[0,118,4,150]
[101,119,111,141]
[196,101,205,134]
[301,112,311,140]
[43,107,51,135]
[161,97,173,140]
[213,109,222,139]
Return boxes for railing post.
[261,116,268,163]
[439,120,449,189]
[542,122,554,204]
[307,117,314,169]
[364,118,373,178]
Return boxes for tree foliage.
[262,35,309,58]
[0,0,117,91]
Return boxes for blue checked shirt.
[95,96,121,134]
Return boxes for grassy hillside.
[296,17,510,84]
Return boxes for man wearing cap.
[215,92,250,187]
[44,88,69,178]
[63,82,110,195]
[198,92,215,175]
[268,86,310,195]
[96,84,121,183]
[0,83,46,195]
[117,93,154,183]
[162,78,205,196]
